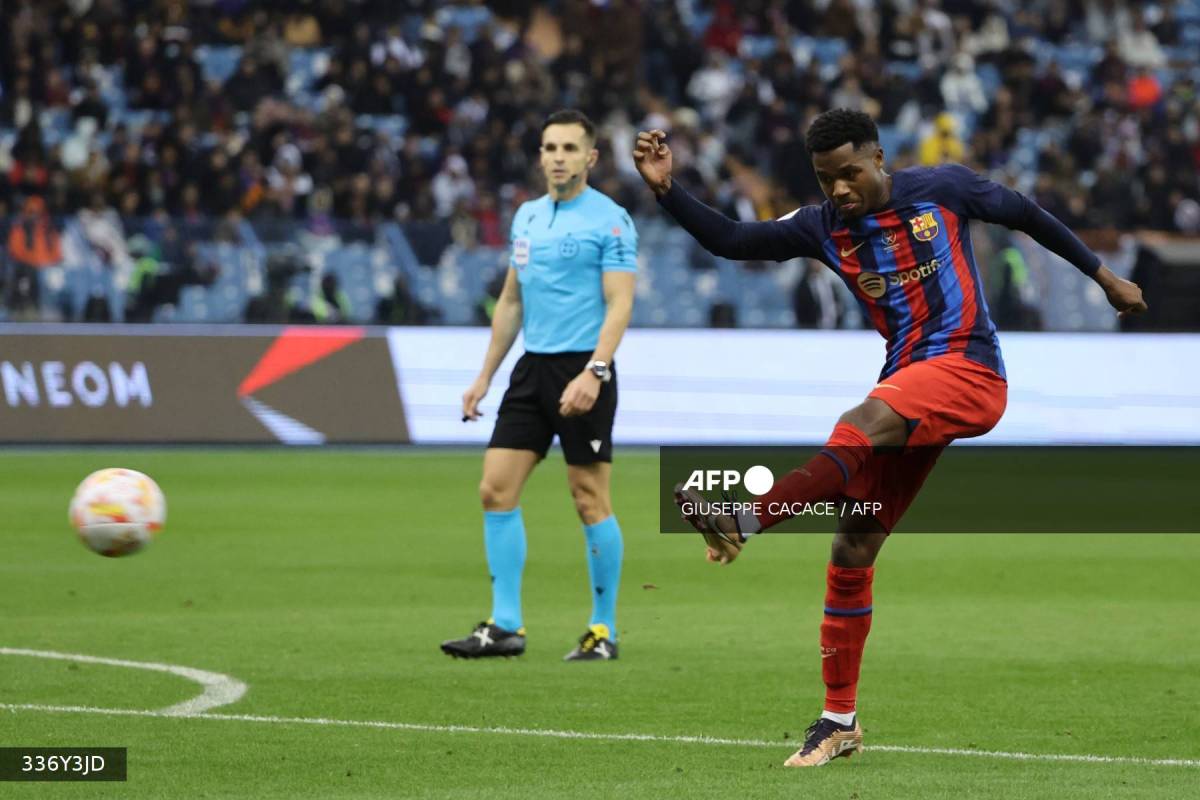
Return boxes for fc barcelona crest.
[909,212,939,242]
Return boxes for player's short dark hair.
[804,108,879,155]
[541,109,596,142]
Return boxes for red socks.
[820,563,874,714]
[757,422,872,530]
[748,424,877,713]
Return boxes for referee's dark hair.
[542,109,596,142]
[805,108,879,155]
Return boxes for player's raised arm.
[463,266,522,421]
[941,163,1148,318]
[633,130,821,262]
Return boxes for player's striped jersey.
[798,170,1002,378]
[660,163,1101,381]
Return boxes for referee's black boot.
[563,624,619,661]
[441,621,526,659]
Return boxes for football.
[68,468,167,557]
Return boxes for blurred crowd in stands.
[2,0,1199,327]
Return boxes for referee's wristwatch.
[587,360,612,383]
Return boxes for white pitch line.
[0,648,247,715]
[865,744,1200,767]
[2,702,1198,769]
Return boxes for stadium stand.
[1,0,1197,329]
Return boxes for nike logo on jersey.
[840,241,866,257]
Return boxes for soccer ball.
[69,468,166,557]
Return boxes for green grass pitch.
[2,448,1197,798]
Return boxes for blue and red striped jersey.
[803,166,1004,378]
[659,163,1102,380]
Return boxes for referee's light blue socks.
[583,515,623,638]
[484,508,527,633]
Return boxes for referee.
[441,110,637,662]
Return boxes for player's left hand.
[1095,265,1148,318]
[559,371,600,417]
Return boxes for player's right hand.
[633,129,673,196]
[462,375,489,421]
[1095,265,1148,319]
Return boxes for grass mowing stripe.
[3,703,1197,769]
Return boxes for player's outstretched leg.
[750,421,874,531]
[670,418,872,565]
[672,404,901,563]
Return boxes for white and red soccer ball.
[69,468,166,557]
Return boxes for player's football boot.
[673,483,745,564]
[440,621,526,659]
[563,624,619,661]
[783,716,864,767]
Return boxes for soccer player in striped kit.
[633,108,1146,766]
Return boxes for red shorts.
[843,354,1008,532]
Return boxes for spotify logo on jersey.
[857,259,940,299]
[857,272,887,298]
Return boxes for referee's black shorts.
[488,351,617,464]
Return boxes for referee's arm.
[463,268,522,421]
[559,271,635,417]
[593,271,635,367]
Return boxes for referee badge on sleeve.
[513,238,531,268]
